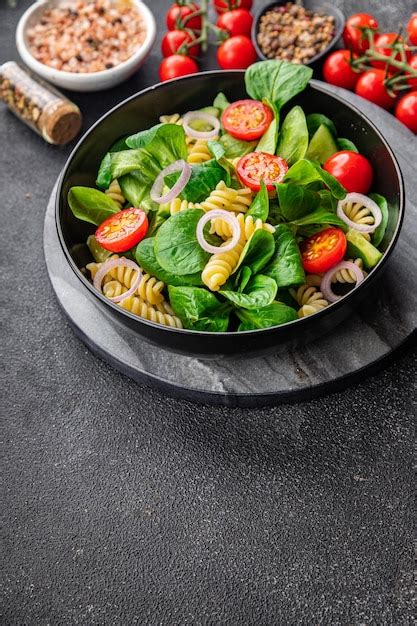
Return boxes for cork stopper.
[40,101,82,145]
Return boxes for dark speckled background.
[1,1,416,623]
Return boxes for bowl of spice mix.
[253,0,345,66]
[16,0,156,91]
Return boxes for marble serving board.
[44,87,417,407]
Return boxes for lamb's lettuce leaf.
[168,286,230,332]
[67,186,119,226]
[245,60,313,113]
[236,301,298,330]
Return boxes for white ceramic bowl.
[16,0,156,92]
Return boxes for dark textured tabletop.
[1,1,416,624]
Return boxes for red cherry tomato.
[214,0,252,15]
[371,33,411,71]
[406,13,417,45]
[342,13,379,54]
[161,29,200,58]
[323,151,373,194]
[237,152,288,192]
[95,208,148,253]
[301,228,347,274]
[159,55,198,81]
[216,9,253,37]
[322,50,360,90]
[217,35,257,70]
[395,91,417,134]
[355,69,396,110]
[222,99,273,141]
[407,56,417,88]
[166,3,202,31]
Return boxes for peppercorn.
[257,2,335,64]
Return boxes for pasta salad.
[68,59,389,332]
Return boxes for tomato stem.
[348,29,417,93]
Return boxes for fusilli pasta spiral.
[201,220,246,291]
[169,197,200,215]
[187,139,217,165]
[105,179,125,209]
[209,212,275,240]
[87,256,165,305]
[332,258,366,283]
[341,200,374,241]
[159,113,182,125]
[290,282,329,317]
[102,281,182,328]
[198,181,252,214]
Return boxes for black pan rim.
[55,71,405,338]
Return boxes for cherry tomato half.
[406,13,417,45]
[342,13,379,54]
[159,55,198,81]
[237,152,288,192]
[371,33,411,71]
[216,9,253,37]
[161,29,200,58]
[166,3,202,31]
[322,50,360,90]
[96,208,148,253]
[355,69,396,110]
[301,228,347,274]
[222,100,273,142]
[217,35,257,70]
[407,55,417,89]
[323,151,373,194]
[214,0,252,15]
[395,91,417,134]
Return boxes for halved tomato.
[95,207,148,252]
[236,152,288,191]
[222,100,273,141]
[301,227,347,274]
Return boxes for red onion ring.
[320,261,365,303]
[150,159,192,205]
[93,257,142,303]
[337,192,382,233]
[183,111,220,140]
[196,210,240,254]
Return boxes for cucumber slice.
[87,235,112,263]
[305,124,338,164]
[346,228,383,269]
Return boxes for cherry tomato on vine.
[214,0,252,15]
[406,13,417,45]
[95,208,148,253]
[161,29,200,57]
[300,228,347,274]
[166,3,202,31]
[217,35,257,70]
[216,9,253,37]
[395,91,417,134]
[301,228,347,274]
[371,33,411,71]
[159,55,198,81]
[342,13,379,54]
[222,100,273,141]
[237,152,288,192]
[323,151,373,194]
[407,56,417,88]
[355,69,396,110]
[322,50,360,90]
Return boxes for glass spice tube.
[0,61,82,145]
